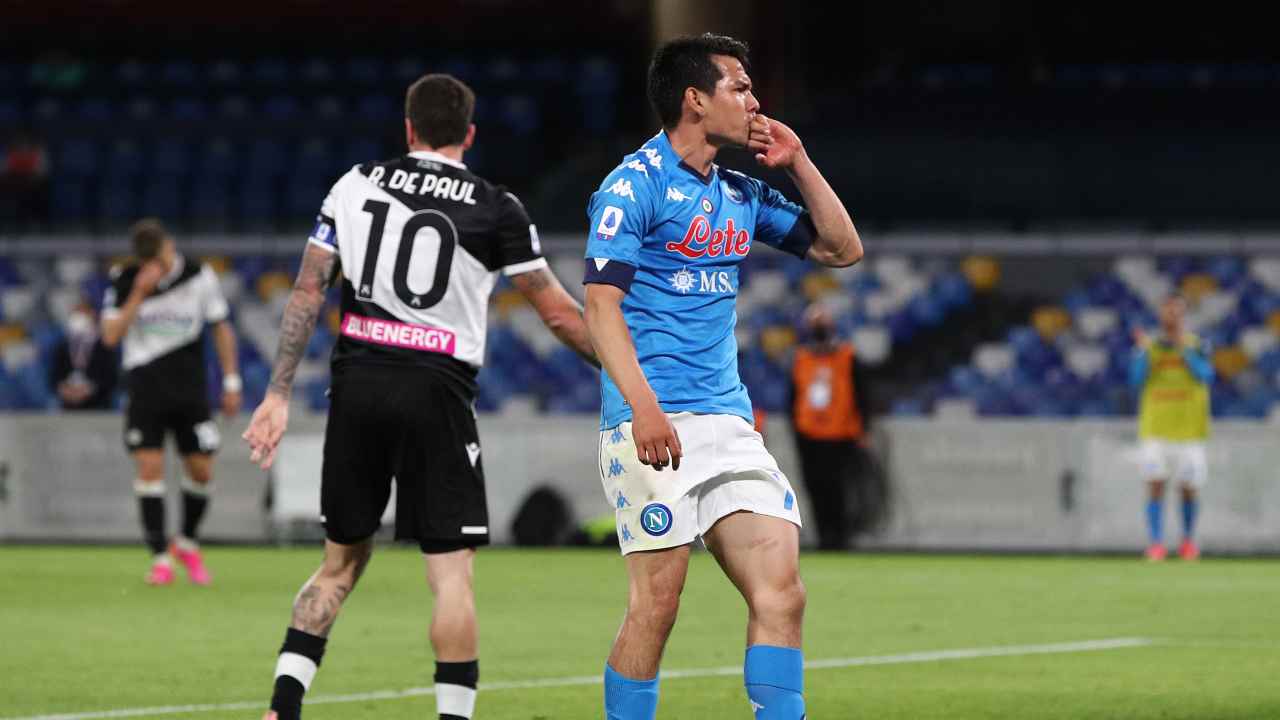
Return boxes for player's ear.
[685,86,707,120]
[463,124,476,151]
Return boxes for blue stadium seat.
[32,97,62,121]
[170,98,209,122]
[98,182,139,226]
[312,95,345,120]
[262,95,300,121]
[207,60,242,85]
[106,139,144,178]
[296,139,337,179]
[199,138,238,180]
[150,138,191,177]
[140,181,183,222]
[75,98,114,122]
[342,138,383,166]
[531,57,569,86]
[50,180,89,226]
[300,58,334,85]
[1207,256,1245,288]
[160,60,198,86]
[113,60,148,86]
[251,58,291,86]
[908,294,946,328]
[393,57,426,84]
[345,58,382,85]
[246,139,288,181]
[356,94,396,121]
[440,59,478,82]
[498,95,540,136]
[238,182,278,229]
[0,99,19,125]
[53,139,99,179]
[190,180,232,229]
[286,181,326,220]
[216,95,251,120]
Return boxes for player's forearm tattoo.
[513,268,551,292]
[268,250,337,398]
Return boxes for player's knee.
[750,575,806,625]
[322,541,373,582]
[630,587,681,633]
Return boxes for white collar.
[408,150,467,170]
[159,254,186,287]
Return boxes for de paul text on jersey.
[368,166,477,205]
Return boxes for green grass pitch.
[2,546,1277,719]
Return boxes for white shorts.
[1139,439,1208,489]
[598,412,802,555]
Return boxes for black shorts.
[321,366,489,553]
[124,394,219,455]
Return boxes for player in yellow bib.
[1129,295,1214,561]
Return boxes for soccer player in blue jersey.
[583,33,863,720]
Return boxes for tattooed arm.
[243,244,339,470]
[510,267,599,367]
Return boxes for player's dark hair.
[130,217,169,260]
[648,33,751,129]
[405,74,475,148]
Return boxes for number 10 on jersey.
[359,199,458,310]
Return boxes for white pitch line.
[3,637,1154,720]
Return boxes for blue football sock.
[1146,499,1163,545]
[1182,498,1199,540]
[604,663,658,720]
[744,645,805,720]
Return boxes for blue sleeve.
[754,180,814,259]
[1181,346,1215,384]
[1128,349,1150,390]
[583,163,657,292]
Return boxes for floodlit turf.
[2,546,1278,719]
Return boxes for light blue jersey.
[583,131,814,429]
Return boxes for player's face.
[701,55,759,147]
[1160,297,1185,333]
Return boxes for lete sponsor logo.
[665,216,751,259]
[341,313,457,355]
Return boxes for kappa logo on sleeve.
[597,206,624,239]
[607,178,636,201]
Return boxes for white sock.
[275,652,319,690]
[436,683,477,718]
[174,535,199,552]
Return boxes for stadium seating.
[2,55,621,233]
[904,254,1280,419]
[0,248,983,414]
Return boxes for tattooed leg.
[290,539,374,637]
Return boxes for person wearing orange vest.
[789,303,876,550]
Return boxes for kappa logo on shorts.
[620,524,634,543]
[640,503,672,536]
[615,490,631,509]
[607,457,625,477]
[609,427,625,445]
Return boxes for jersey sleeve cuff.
[307,237,338,253]
[779,213,817,259]
[583,258,637,292]
[501,257,549,277]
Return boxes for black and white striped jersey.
[102,255,229,399]
[308,150,546,393]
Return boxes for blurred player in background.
[242,74,596,720]
[789,302,877,551]
[1130,295,1214,561]
[101,218,241,585]
[584,34,862,720]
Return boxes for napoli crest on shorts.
[640,503,673,536]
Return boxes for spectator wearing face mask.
[788,302,879,550]
[49,302,118,410]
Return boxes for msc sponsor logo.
[670,267,734,294]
